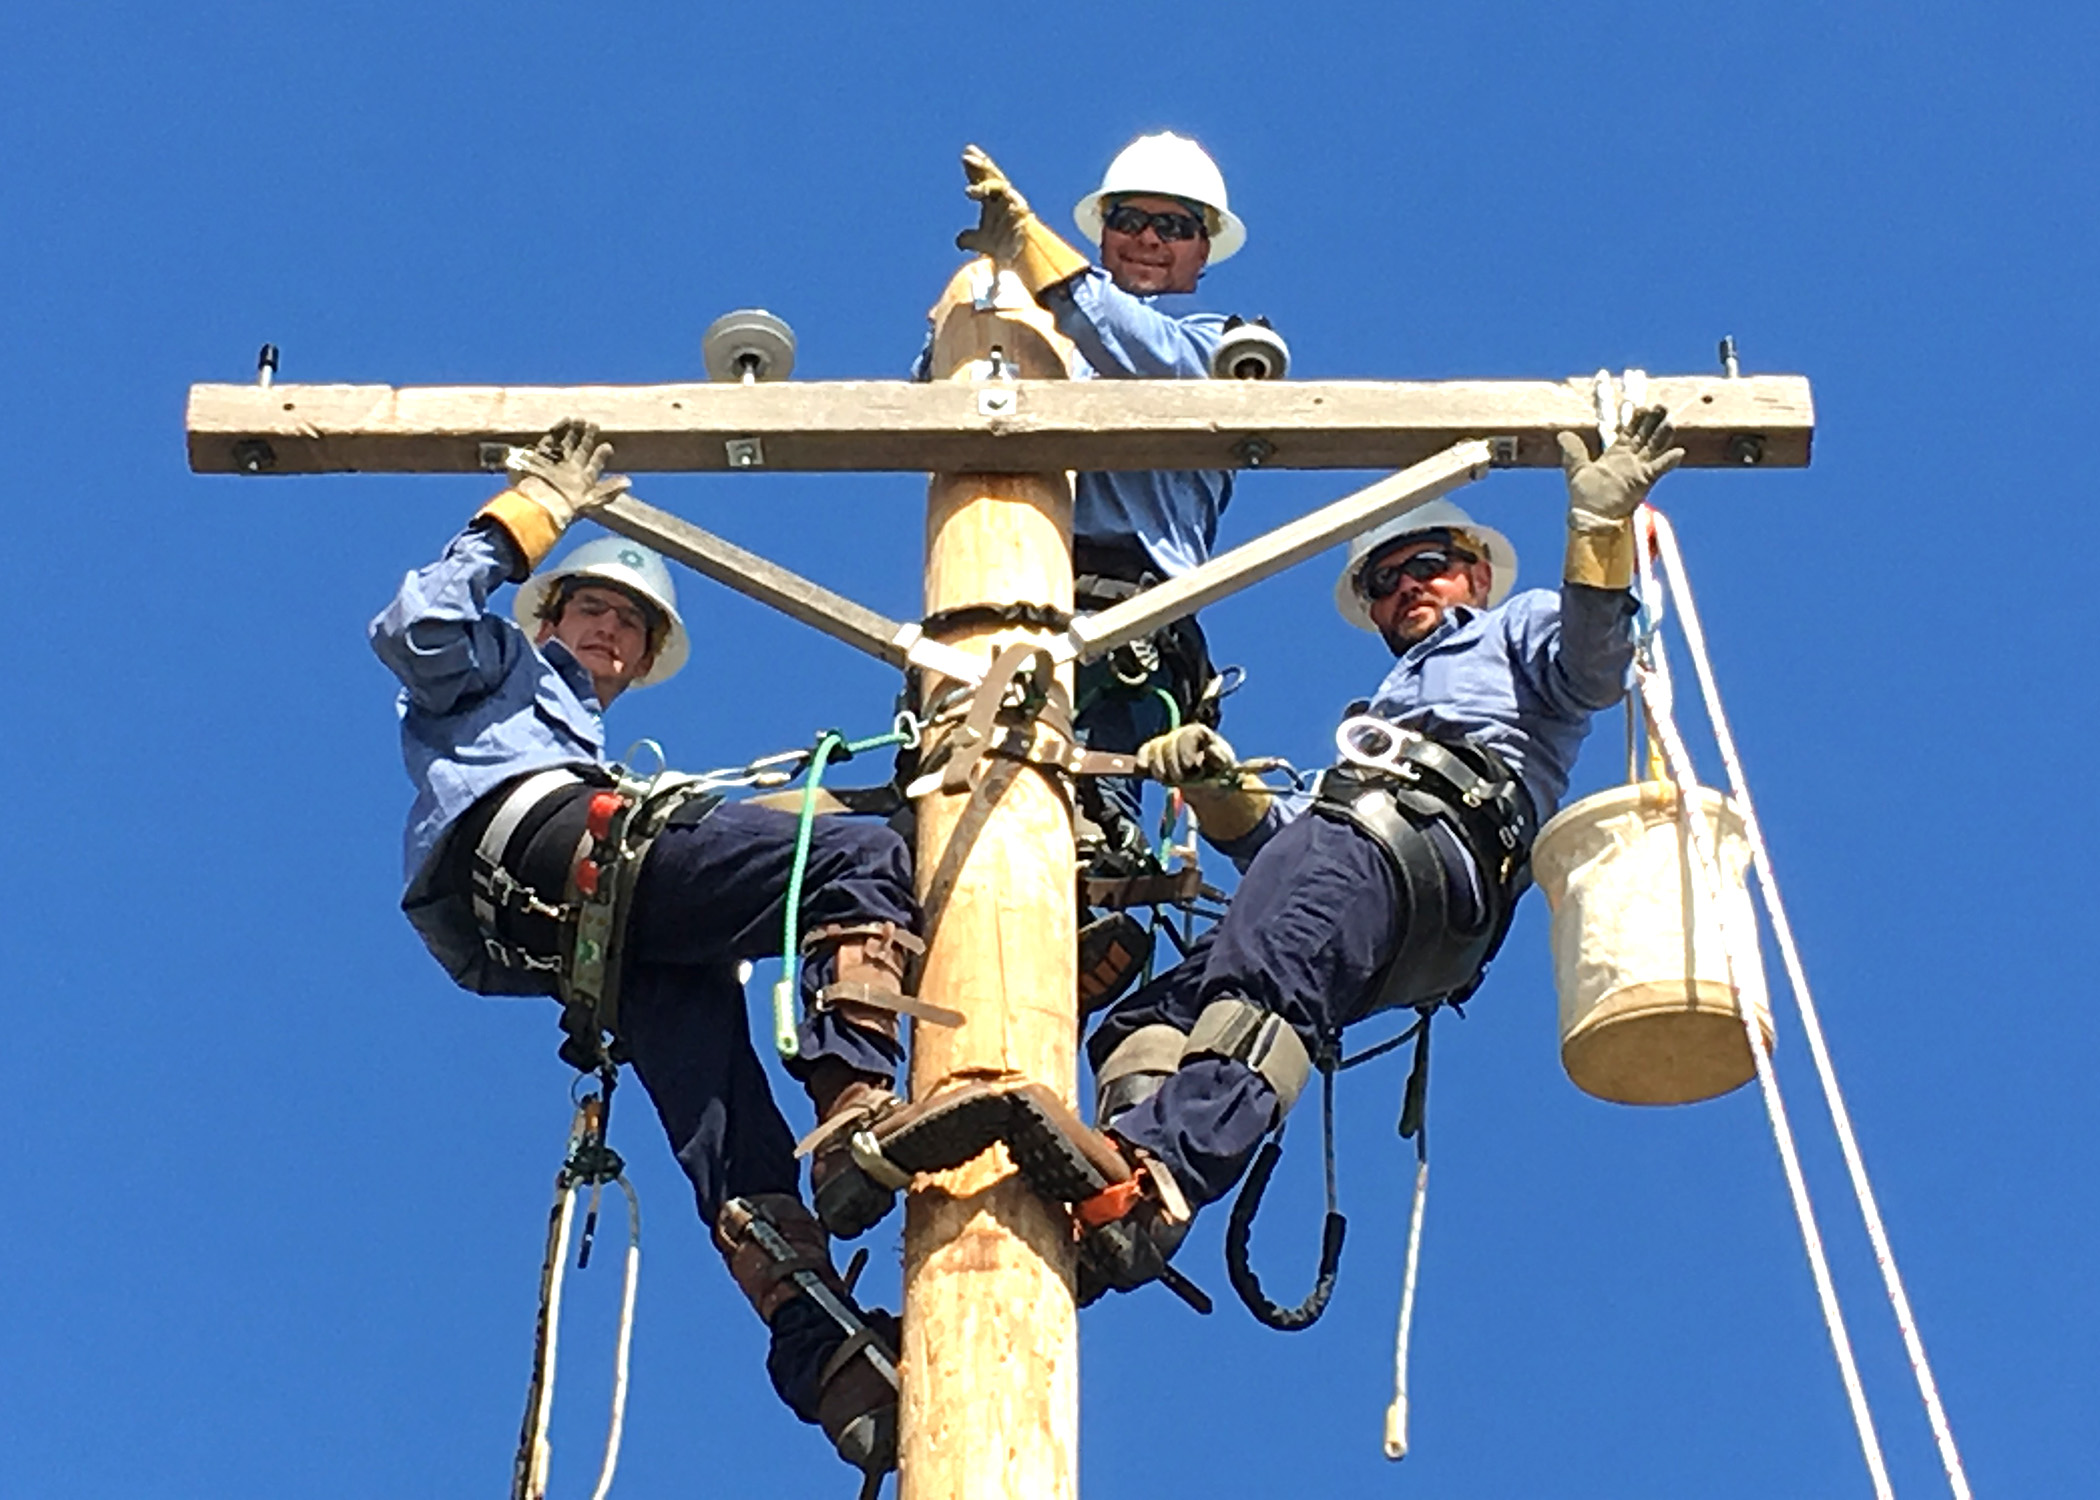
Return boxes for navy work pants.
[617,802,917,1422]
[1088,810,1476,1209]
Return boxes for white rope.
[515,1154,643,1500]
[519,1187,579,1500]
[589,1179,643,1500]
[1632,514,1896,1500]
[1644,507,1972,1499]
[1383,1158,1430,1460]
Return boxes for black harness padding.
[1313,736,1535,1017]
[443,767,721,1069]
[445,770,607,990]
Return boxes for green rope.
[1142,685,1188,986]
[772,726,912,1059]
[1151,685,1184,864]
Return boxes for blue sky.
[5,2,2094,1495]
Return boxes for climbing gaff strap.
[1385,1007,1435,1462]
[1224,1045,1346,1332]
[513,1084,642,1500]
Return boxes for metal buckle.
[1335,714,1427,777]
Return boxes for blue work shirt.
[370,524,611,991]
[915,266,1232,578]
[1215,583,1637,865]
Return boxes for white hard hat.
[1074,132,1246,264]
[514,536,690,688]
[1333,500,1518,631]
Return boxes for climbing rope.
[513,1083,642,1500]
[1640,507,1973,1499]
[1383,1010,1435,1460]
[1632,512,1893,1499]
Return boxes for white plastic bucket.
[1530,782,1773,1105]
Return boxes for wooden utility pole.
[901,265,1081,1500]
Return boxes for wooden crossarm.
[186,374,1812,476]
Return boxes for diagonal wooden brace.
[592,495,990,685]
[596,443,1497,688]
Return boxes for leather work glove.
[476,419,632,575]
[955,144,1092,296]
[1137,724,1236,785]
[1557,405,1685,590]
[1137,725,1271,843]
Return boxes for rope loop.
[1224,1051,1346,1331]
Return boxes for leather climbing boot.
[801,1060,905,1239]
[714,1194,899,1480]
[998,1082,1194,1306]
[816,1309,901,1481]
[796,1076,1019,1238]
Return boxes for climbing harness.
[1313,717,1534,1015]
[513,1074,640,1500]
[468,742,797,1069]
[558,752,729,1071]
[1631,503,1971,1499]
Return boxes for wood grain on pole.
[186,373,1813,474]
[901,265,1079,1500]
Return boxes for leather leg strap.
[714,1193,842,1323]
[803,921,962,1030]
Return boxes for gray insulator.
[1211,322,1290,381]
[703,308,798,383]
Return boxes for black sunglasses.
[1102,203,1209,242]
[1362,549,1477,601]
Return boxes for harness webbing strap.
[1094,1022,1192,1125]
[1096,1024,1189,1089]
[1185,998,1314,1112]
